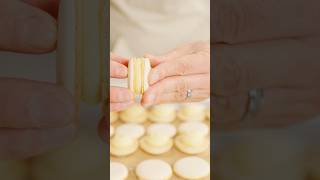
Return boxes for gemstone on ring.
[186,89,192,99]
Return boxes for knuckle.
[157,67,167,80]
[176,61,191,75]
[190,41,209,52]
[174,79,189,101]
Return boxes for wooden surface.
[110,112,211,180]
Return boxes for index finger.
[213,0,320,44]
[111,53,129,65]
[149,52,210,85]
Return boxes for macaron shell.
[140,137,173,155]
[148,123,177,138]
[110,162,128,180]
[177,111,206,122]
[148,112,176,123]
[175,136,209,155]
[110,140,139,157]
[116,123,145,139]
[120,104,147,123]
[178,122,209,136]
[136,159,172,180]
[174,156,210,179]
[110,112,118,123]
[128,58,151,94]
[177,104,206,121]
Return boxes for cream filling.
[129,58,150,94]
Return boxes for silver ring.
[186,89,192,99]
[241,89,264,121]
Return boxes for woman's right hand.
[99,53,134,142]
[110,53,135,112]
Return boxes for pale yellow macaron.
[120,104,147,123]
[128,57,151,95]
[136,159,172,180]
[147,123,176,138]
[175,133,209,155]
[174,156,210,179]
[178,122,209,136]
[177,104,206,122]
[110,134,139,157]
[110,111,119,124]
[140,133,173,155]
[116,123,145,139]
[110,162,128,180]
[175,122,209,154]
[148,104,177,123]
[140,123,175,155]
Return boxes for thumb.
[110,60,128,78]
[0,0,57,53]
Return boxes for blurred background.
[0,51,107,179]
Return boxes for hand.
[109,53,134,112]
[0,0,76,160]
[212,0,320,129]
[141,41,210,106]
[98,53,134,142]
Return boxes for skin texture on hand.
[109,53,134,112]
[0,0,77,160]
[212,0,320,130]
[98,53,135,142]
[141,41,210,106]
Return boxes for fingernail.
[20,13,57,52]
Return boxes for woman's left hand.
[142,41,210,106]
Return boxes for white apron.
[110,0,210,57]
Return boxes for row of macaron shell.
[110,122,210,156]
[111,156,210,180]
[110,104,210,124]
